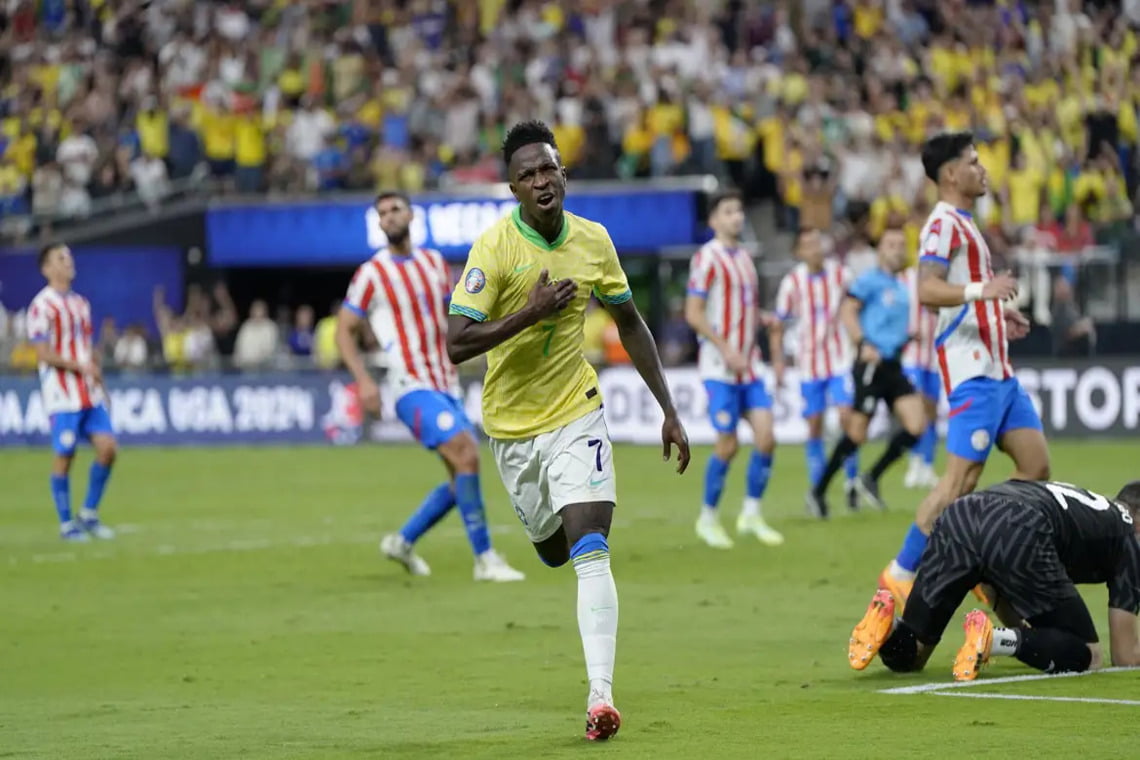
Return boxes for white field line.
[930,691,1140,706]
[880,666,1137,694]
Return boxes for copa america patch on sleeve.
[465,268,486,294]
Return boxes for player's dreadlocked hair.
[1115,481,1140,521]
[921,130,975,183]
[502,120,558,166]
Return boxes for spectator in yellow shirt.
[1003,152,1045,229]
[199,101,236,180]
[314,304,341,370]
[136,97,169,159]
[234,108,267,193]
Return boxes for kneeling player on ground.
[849,480,1140,681]
[806,227,927,517]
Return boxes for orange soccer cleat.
[848,589,896,671]
[952,609,994,682]
[877,563,914,614]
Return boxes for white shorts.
[489,407,617,543]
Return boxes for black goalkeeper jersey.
[984,480,1140,614]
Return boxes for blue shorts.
[704,379,772,433]
[904,366,942,403]
[946,377,1042,462]
[395,390,474,450]
[51,404,114,456]
[800,375,853,418]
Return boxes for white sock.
[888,559,917,583]
[991,627,1019,657]
[700,505,718,520]
[574,547,618,707]
[741,498,761,519]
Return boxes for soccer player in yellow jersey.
[447,121,691,742]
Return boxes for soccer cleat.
[917,465,940,489]
[473,550,526,582]
[854,474,887,511]
[903,459,923,490]
[805,490,829,520]
[695,514,734,549]
[953,609,994,681]
[848,588,896,670]
[585,703,621,741]
[60,521,90,542]
[379,533,431,576]
[736,514,785,546]
[79,516,115,540]
[844,479,859,511]
[877,562,914,614]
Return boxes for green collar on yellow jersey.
[511,206,569,250]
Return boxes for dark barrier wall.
[2,358,1138,448]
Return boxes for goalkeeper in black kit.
[848,479,1140,681]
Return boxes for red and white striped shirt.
[919,201,1014,393]
[686,239,764,383]
[773,259,852,382]
[901,266,937,371]
[26,286,103,415]
[343,247,459,398]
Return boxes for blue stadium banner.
[206,181,709,265]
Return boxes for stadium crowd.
[1,0,1137,364]
[0,0,1135,239]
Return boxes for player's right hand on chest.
[527,269,579,320]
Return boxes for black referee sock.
[868,429,919,481]
[1013,627,1093,673]
[815,435,859,495]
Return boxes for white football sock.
[991,627,1019,657]
[741,498,761,518]
[888,559,917,582]
[574,550,618,706]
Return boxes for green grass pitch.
[2,440,1137,759]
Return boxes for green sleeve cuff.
[594,288,633,305]
[448,304,488,322]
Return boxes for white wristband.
[964,282,985,302]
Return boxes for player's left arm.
[597,234,690,473]
[1107,538,1140,667]
[842,276,877,362]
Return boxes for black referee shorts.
[851,358,915,416]
[902,494,1096,646]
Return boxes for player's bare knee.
[806,415,824,439]
[534,530,570,567]
[52,455,74,475]
[95,439,117,466]
[714,435,739,462]
[560,501,613,548]
[441,434,479,474]
[753,432,775,455]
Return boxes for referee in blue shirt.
[808,227,929,517]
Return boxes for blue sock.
[918,424,937,466]
[895,523,929,573]
[570,531,609,563]
[83,462,112,514]
[50,474,71,524]
[844,450,860,481]
[454,473,492,555]
[746,451,773,500]
[703,455,730,509]
[805,437,825,487]
[399,483,455,544]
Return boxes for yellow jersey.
[449,208,632,439]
